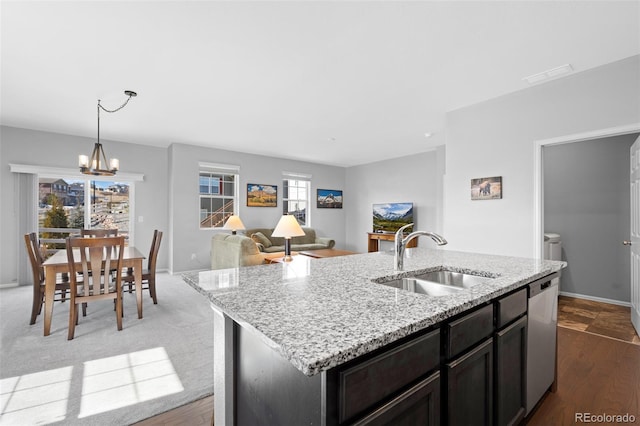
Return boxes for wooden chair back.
[80,229,118,237]
[65,236,125,339]
[147,230,163,278]
[24,232,45,285]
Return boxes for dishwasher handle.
[528,272,559,298]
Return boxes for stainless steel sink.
[373,269,494,296]
[378,277,465,296]
[410,270,492,289]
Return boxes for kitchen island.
[183,247,566,425]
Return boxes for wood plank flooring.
[137,296,640,425]
[558,296,640,344]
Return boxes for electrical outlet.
[191,253,197,260]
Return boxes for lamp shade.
[272,215,305,238]
[224,215,246,232]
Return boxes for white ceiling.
[2,1,639,167]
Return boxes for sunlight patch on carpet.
[0,366,73,424]
[78,347,184,418]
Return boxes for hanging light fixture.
[79,90,137,176]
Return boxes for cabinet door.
[495,315,527,426]
[353,371,440,426]
[446,338,493,426]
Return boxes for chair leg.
[149,278,158,304]
[30,286,42,325]
[68,303,77,340]
[115,295,123,331]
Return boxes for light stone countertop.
[182,248,566,376]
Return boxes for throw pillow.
[254,242,265,252]
[251,232,272,248]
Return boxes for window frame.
[282,171,311,227]
[199,163,240,230]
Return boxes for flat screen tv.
[372,202,414,233]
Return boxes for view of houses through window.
[199,168,238,229]
[38,177,130,250]
[282,178,310,226]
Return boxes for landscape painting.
[372,202,413,233]
[247,183,277,207]
[317,189,343,208]
[471,176,502,200]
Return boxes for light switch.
[138,216,144,223]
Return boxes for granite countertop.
[182,248,566,377]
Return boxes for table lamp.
[272,215,305,261]
[223,215,246,235]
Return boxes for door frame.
[533,123,640,259]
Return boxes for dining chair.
[65,235,125,340]
[123,230,163,304]
[80,229,118,237]
[24,233,70,325]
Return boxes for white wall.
[345,146,444,253]
[168,143,346,273]
[544,134,636,303]
[444,55,640,258]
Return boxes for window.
[282,172,311,226]
[38,177,131,250]
[199,163,239,229]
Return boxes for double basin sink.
[373,269,496,297]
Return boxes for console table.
[367,232,417,252]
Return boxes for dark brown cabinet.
[353,371,441,426]
[495,315,527,426]
[446,338,494,426]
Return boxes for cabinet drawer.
[446,304,493,359]
[353,371,440,426]
[496,288,527,329]
[339,328,440,424]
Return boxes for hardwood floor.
[138,297,640,425]
[558,296,639,344]
[527,327,640,425]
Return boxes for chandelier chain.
[98,93,135,114]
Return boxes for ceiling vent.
[523,64,573,84]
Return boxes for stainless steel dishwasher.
[526,273,559,415]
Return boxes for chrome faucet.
[394,223,447,271]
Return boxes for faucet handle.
[396,223,414,236]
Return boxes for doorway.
[534,125,640,328]
[542,134,637,305]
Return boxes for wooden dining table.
[41,246,146,336]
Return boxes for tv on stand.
[372,202,414,234]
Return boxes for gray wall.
[345,146,444,254]
[167,143,346,273]
[1,125,169,285]
[444,55,640,258]
[544,134,637,303]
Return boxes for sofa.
[244,227,335,253]
[211,233,267,270]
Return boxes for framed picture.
[471,176,502,200]
[317,189,343,208]
[247,183,277,207]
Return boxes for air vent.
[523,64,573,84]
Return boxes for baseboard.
[559,291,631,307]
[0,283,19,289]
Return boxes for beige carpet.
[0,273,214,425]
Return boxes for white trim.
[282,170,312,180]
[0,283,19,289]
[533,123,640,259]
[199,162,240,173]
[559,291,631,308]
[9,163,144,182]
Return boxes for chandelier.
[79,90,137,176]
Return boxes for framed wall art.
[247,183,277,207]
[317,189,343,208]
[471,176,502,200]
